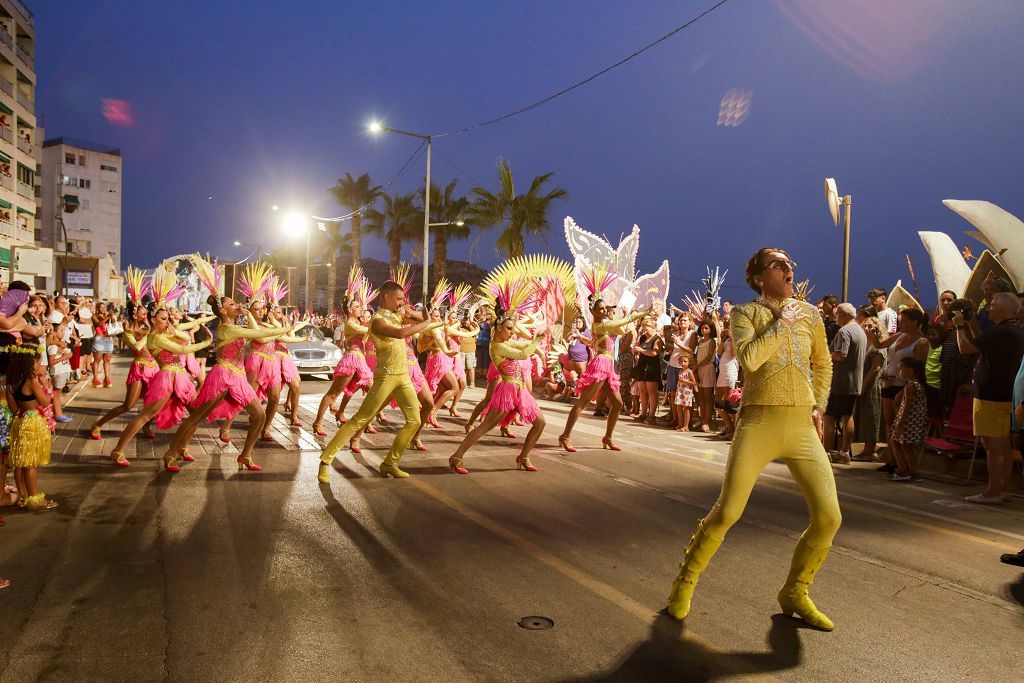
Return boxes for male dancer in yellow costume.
[318,280,440,482]
[666,247,841,630]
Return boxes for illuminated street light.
[824,178,852,302]
[280,212,312,311]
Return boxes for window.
[61,175,77,186]
[78,155,85,166]
[70,239,91,253]
[34,227,41,242]
[100,163,117,172]
[80,199,89,210]
[78,178,90,189]
[103,181,117,193]
[0,209,10,224]
[34,276,47,291]
[16,163,33,185]
[65,153,76,165]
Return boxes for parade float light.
[825,178,852,302]
[281,212,312,312]
[368,120,433,304]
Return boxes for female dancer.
[166,295,289,472]
[558,267,647,452]
[666,247,840,630]
[448,281,542,474]
[272,304,304,426]
[436,285,476,417]
[255,277,306,438]
[311,269,373,435]
[464,310,539,438]
[107,306,211,467]
[90,268,158,440]
[423,281,459,427]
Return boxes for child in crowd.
[47,322,74,423]
[0,335,19,511]
[6,344,57,510]
[888,357,928,482]
[673,355,698,432]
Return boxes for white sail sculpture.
[564,217,670,319]
[943,199,1023,288]
[918,231,971,301]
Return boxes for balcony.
[16,46,31,69]
[16,90,32,110]
[0,175,12,191]
[0,28,11,50]
[16,180,32,198]
[16,135,30,154]
[0,76,11,96]
[0,126,11,143]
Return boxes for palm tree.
[418,179,471,283]
[469,160,568,259]
[363,192,420,270]
[328,172,383,269]
[317,221,351,313]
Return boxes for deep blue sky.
[33,0,1024,305]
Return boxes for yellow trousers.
[320,373,421,467]
[701,405,841,547]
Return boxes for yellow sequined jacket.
[730,298,831,410]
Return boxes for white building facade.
[0,0,51,289]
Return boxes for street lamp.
[825,178,852,302]
[232,240,267,261]
[369,120,432,303]
[282,212,310,311]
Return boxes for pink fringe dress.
[485,344,540,424]
[277,340,298,385]
[125,333,160,388]
[193,336,257,422]
[425,330,455,393]
[407,340,427,393]
[246,339,282,401]
[575,336,620,394]
[144,348,198,430]
[185,353,202,379]
[449,335,466,382]
[332,321,372,396]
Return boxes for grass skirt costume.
[8,409,51,468]
[194,337,257,422]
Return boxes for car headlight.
[329,347,342,361]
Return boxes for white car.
[286,324,342,377]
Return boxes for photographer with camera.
[953,290,1024,504]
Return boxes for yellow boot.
[777,537,834,631]
[378,453,409,479]
[666,520,722,620]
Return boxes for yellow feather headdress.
[236,261,274,304]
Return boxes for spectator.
[824,303,866,463]
[874,308,930,472]
[975,276,1016,334]
[714,324,739,438]
[664,314,694,428]
[854,318,887,462]
[953,291,1024,504]
[693,320,718,432]
[631,316,664,424]
[673,354,698,431]
[475,311,492,380]
[459,311,478,388]
[939,298,978,419]
[887,357,928,482]
[74,298,95,380]
[868,288,897,335]
[923,324,944,421]
[818,295,840,345]
[932,290,956,331]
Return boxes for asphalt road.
[1,360,1022,681]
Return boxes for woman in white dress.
[714,325,740,437]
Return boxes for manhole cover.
[518,616,554,630]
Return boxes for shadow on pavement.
[1007,575,1024,607]
[574,613,802,682]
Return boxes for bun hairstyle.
[744,247,791,294]
[340,292,352,316]
[207,294,222,317]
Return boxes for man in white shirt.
[868,288,897,334]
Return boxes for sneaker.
[1000,550,1024,567]
[55,416,73,423]
[887,472,912,481]
[965,493,1004,505]
[832,451,851,464]
[850,453,877,463]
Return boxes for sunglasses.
[763,259,797,273]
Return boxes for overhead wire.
[432,0,731,138]
[312,140,426,222]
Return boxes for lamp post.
[282,212,310,312]
[232,240,267,261]
[825,178,852,302]
[369,121,432,303]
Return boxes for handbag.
[105,321,124,336]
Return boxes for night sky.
[32,0,1024,306]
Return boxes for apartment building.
[0,0,51,289]
[40,138,123,296]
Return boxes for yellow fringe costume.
[9,409,51,468]
[666,296,841,630]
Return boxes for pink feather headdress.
[490,279,536,323]
[449,283,472,312]
[264,275,289,307]
[430,278,453,311]
[580,262,618,307]
[151,264,185,308]
[236,262,274,304]
[124,266,151,305]
[189,253,222,297]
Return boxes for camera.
[946,298,976,322]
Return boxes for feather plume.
[431,278,452,310]
[794,279,815,302]
[236,261,274,303]
[151,264,185,307]
[390,262,412,297]
[580,262,618,302]
[189,253,222,297]
[264,275,289,306]
[449,283,472,311]
[355,277,378,308]
[346,265,364,298]
[490,278,537,322]
[124,266,151,304]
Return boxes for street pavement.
[1,357,1022,681]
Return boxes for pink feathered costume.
[246,339,282,401]
[485,342,540,424]
[193,337,257,422]
[144,348,198,430]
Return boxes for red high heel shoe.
[350,441,362,454]
[601,437,622,452]
[500,426,516,439]
[449,456,469,475]
[427,415,442,429]
[237,455,262,471]
[111,451,131,468]
[516,455,539,472]
[163,454,180,473]
[89,426,102,440]
[412,441,428,451]
[143,432,156,440]
[260,433,274,442]
[377,415,390,425]
[312,422,327,437]
[218,429,232,444]
[179,448,195,462]
[364,425,378,435]
[448,409,462,418]
[558,435,577,453]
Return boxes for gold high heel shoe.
[449,455,469,474]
